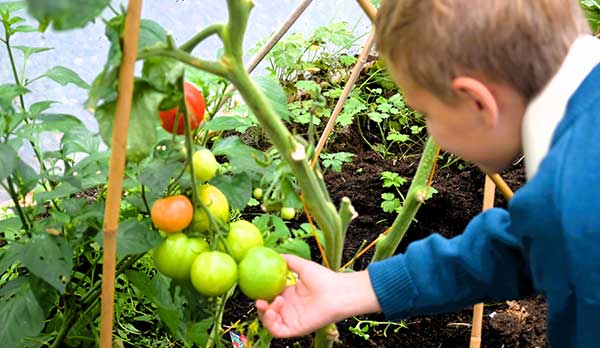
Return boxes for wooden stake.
[311,28,376,167]
[470,175,496,348]
[489,173,514,200]
[99,1,142,347]
[356,0,377,23]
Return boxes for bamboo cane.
[470,175,496,348]
[356,0,377,23]
[311,28,376,167]
[217,0,313,110]
[489,173,514,200]
[99,1,142,347]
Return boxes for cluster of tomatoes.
[150,145,289,301]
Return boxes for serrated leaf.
[212,136,266,174]
[95,219,162,258]
[274,239,311,260]
[210,172,252,210]
[44,66,89,89]
[25,0,110,31]
[21,234,72,293]
[28,100,56,116]
[126,270,187,341]
[142,57,184,92]
[61,127,100,154]
[95,83,164,163]
[0,143,18,181]
[0,280,45,348]
[138,160,182,197]
[253,76,290,121]
[202,115,252,132]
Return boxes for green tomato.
[192,148,218,182]
[226,220,264,262]
[152,233,209,281]
[280,207,295,220]
[192,184,230,234]
[238,247,288,301]
[190,251,238,297]
[252,187,263,200]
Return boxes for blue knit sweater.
[368,64,600,347]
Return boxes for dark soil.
[227,123,548,348]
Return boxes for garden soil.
[228,124,548,348]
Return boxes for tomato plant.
[192,184,230,233]
[159,81,206,134]
[151,195,194,233]
[153,233,209,280]
[238,247,288,301]
[190,251,238,297]
[192,148,218,182]
[225,220,264,262]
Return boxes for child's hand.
[255,254,381,338]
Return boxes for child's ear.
[451,77,499,128]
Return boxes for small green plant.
[320,152,355,173]
[348,317,407,341]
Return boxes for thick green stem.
[372,137,438,262]
[229,64,343,269]
[2,178,30,231]
[180,24,224,53]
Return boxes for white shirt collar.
[522,35,600,179]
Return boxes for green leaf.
[0,280,45,348]
[210,172,252,210]
[295,80,321,94]
[138,159,182,196]
[0,1,26,13]
[0,143,18,181]
[61,127,100,154]
[202,115,252,132]
[253,76,290,121]
[21,234,72,293]
[142,57,184,92]
[12,46,53,62]
[125,270,187,341]
[28,100,56,116]
[212,136,266,174]
[15,159,38,194]
[95,83,164,163]
[0,243,25,272]
[274,239,311,260]
[0,84,28,114]
[25,0,110,30]
[95,219,162,258]
[186,319,212,346]
[0,217,23,242]
[138,19,168,50]
[44,66,89,89]
[28,275,58,317]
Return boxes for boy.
[257,0,600,346]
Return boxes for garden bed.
[228,123,547,348]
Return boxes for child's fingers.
[256,299,269,313]
[281,254,308,273]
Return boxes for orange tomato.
[151,195,194,233]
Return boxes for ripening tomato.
[238,247,288,301]
[192,184,230,233]
[151,195,194,233]
[280,207,295,220]
[159,82,206,134]
[192,148,218,182]
[225,220,264,262]
[252,188,263,200]
[152,233,209,281]
[190,251,238,297]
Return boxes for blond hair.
[376,0,591,102]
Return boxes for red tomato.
[159,82,206,134]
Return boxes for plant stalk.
[372,137,438,261]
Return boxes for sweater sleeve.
[367,207,534,320]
